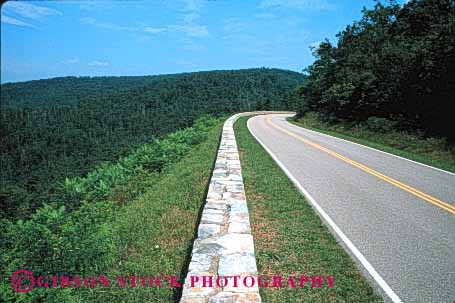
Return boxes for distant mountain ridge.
[1,68,303,107]
[1,68,304,219]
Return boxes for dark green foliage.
[1,201,117,303]
[298,0,455,141]
[365,116,397,132]
[4,201,117,274]
[293,112,455,172]
[1,68,304,220]
[0,117,223,302]
[0,67,301,301]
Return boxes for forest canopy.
[1,68,304,220]
[2,0,454,224]
[297,0,455,141]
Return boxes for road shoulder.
[235,116,383,303]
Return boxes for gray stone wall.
[179,112,294,303]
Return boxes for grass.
[1,117,225,303]
[76,123,223,302]
[289,113,455,173]
[235,116,383,303]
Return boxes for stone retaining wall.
[179,112,294,303]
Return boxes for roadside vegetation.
[235,117,383,303]
[294,0,454,153]
[291,112,455,173]
[0,117,224,302]
[2,1,454,301]
[1,68,303,221]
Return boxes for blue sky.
[1,0,403,83]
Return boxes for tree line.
[297,0,455,141]
[1,68,304,220]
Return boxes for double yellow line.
[266,116,455,215]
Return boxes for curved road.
[247,114,455,303]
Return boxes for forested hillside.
[297,0,454,141]
[1,76,164,107]
[1,117,226,302]
[1,68,304,220]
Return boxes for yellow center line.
[265,116,455,215]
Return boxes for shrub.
[365,116,397,132]
[0,116,223,302]
[1,201,116,302]
[54,116,221,207]
[3,201,116,274]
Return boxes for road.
[247,114,455,303]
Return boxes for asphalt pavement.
[247,114,455,303]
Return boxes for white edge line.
[282,116,455,176]
[246,116,403,303]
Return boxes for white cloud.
[1,1,62,28]
[173,24,208,38]
[79,1,209,50]
[178,12,209,38]
[144,27,167,34]
[1,15,37,28]
[78,2,98,11]
[188,24,208,37]
[177,0,204,12]
[168,0,209,41]
[62,58,80,64]
[3,1,62,20]
[223,18,247,34]
[259,0,332,11]
[80,16,208,38]
[80,17,137,32]
[253,13,277,19]
[80,17,96,25]
[168,12,209,41]
[88,60,109,67]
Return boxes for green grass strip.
[235,116,383,303]
[77,123,223,302]
[289,118,455,173]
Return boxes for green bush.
[2,201,117,274]
[1,201,116,302]
[297,1,455,141]
[0,116,223,302]
[365,116,397,132]
[0,184,37,220]
[54,116,220,207]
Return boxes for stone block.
[201,213,225,225]
[228,221,251,234]
[218,254,258,276]
[198,223,222,238]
